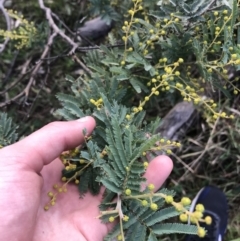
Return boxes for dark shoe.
[185,185,228,241]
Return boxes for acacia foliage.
[55,0,240,240]
[1,0,240,240]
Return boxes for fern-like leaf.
[152,223,198,235]
[145,206,180,226]
[0,112,18,146]
[125,222,146,241]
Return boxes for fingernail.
[77,116,90,123]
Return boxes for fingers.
[143,155,173,192]
[0,116,96,173]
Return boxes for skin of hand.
[0,116,173,241]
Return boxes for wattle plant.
[45,0,239,240]
[52,94,208,240]
[1,0,240,240]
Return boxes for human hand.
[0,116,173,241]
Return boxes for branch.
[38,44,125,62]
[38,0,79,54]
[51,12,75,36]
[0,58,32,96]
[77,43,124,52]
[25,32,58,96]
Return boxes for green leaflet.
[101,178,122,193]
[55,108,76,120]
[158,0,216,19]
[157,188,176,196]
[78,167,92,196]
[88,167,101,195]
[129,162,144,174]
[124,128,133,157]
[133,110,146,128]
[104,223,122,241]
[105,128,126,175]
[125,222,146,241]
[100,163,120,184]
[80,151,91,161]
[130,136,156,164]
[112,117,128,167]
[145,206,180,226]
[63,102,85,118]
[152,223,199,235]
[231,0,238,32]
[108,32,117,45]
[56,93,80,106]
[130,78,142,93]
[84,49,102,64]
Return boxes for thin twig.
[0,57,32,95]
[0,32,57,108]
[171,152,194,174]
[77,43,124,52]
[24,32,57,97]
[38,0,79,54]
[51,12,75,36]
[178,114,220,181]
[72,54,92,75]
[39,43,124,62]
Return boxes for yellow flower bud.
[125,189,131,195]
[181,197,191,206]
[198,227,206,237]
[179,213,188,222]
[165,195,174,204]
[148,183,155,191]
[141,200,148,206]
[109,216,115,222]
[150,203,158,211]
[205,216,212,225]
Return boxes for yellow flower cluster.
[131,58,186,114]
[159,194,212,238]
[118,4,238,123]
[44,183,68,211]
[148,138,181,155]
[44,147,92,211]
[0,9,37,49]
[121,0,143,63]
[116,184,210,238]
[90,98,103,110]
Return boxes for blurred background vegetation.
[0,0,239,240]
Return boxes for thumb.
[0,116,96,173]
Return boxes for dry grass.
[167,91,240,240]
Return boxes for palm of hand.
[35,158,110,241]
